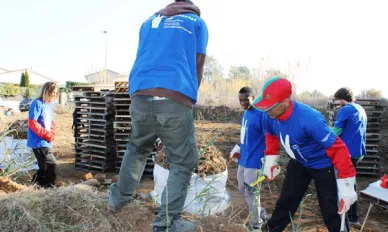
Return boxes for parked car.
[19,98,33,112]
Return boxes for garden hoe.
[244,166,281,193]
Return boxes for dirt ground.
[1,109,387,232]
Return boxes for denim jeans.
[108,95,198,227]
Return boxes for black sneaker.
[152,218,195,232]
[244,222,262,231]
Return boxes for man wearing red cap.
[252,77,357,232]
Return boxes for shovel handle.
[249,176,266,187]
[340,211,345,231]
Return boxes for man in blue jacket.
[107,1,208,231]
[236,86,267,230]
[332,87,367,225]
[253,77,357,232]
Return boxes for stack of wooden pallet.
[328,98,386,177]
[112,89,132,171]
[73,89,116,172]
[113,82,156,176]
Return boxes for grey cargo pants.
[108,95,198,227]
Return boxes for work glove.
[44,131,55,142]
[50,122,56,136]
[263,155,280,180]
[228,144,240,163]
[337,177,357,214]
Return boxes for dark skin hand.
[196,53,206,87]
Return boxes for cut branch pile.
[8,120,28,139]
[154,132,227,177]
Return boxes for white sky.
[0,0,387,97]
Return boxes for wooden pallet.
[78,129,114,137]
[365,110,385,117]
[115,154,155,172]
[356,166,380,177]
[114,160,152,175]
[114,93,131,99]
[113,121,131,129]
[73,90,118,173]
[355,99,382,106]
[75,155,90,161]
[75,162,115,172]
[115,82,129,92]
[115,115,131,121]
[75,162,90,171]
[115,109,130,116]
[76,137,115,145]
[72,86,94,92]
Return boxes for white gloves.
[229,145,240,163]
[337,177,357,214]
[263,155,281,180]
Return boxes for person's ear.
[283,98,291,107]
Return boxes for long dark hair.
[175,0,194,4]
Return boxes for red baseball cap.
[252,77,292,111]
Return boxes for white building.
[85,69,127,84]
[0,67,59,85]
[0,67,9,74]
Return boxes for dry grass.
[0,184,252,232]
[54,105,74,115]
[198,79,254,108]
[0,177,25,193]
[197,77,329,109]
[0,186,154,232]
[193,207,247,232]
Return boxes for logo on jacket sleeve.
[321,132,331,143]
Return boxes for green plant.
[65,81,91,91]
[27,87,40,98]
[24,88,30,98]
[199,132,221,156]
[20,72,26,87]
[0,84,21,97]
[0,123,35,179]
[289,193,314,231]
[245,158,267,229]
[24,70,30,88]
